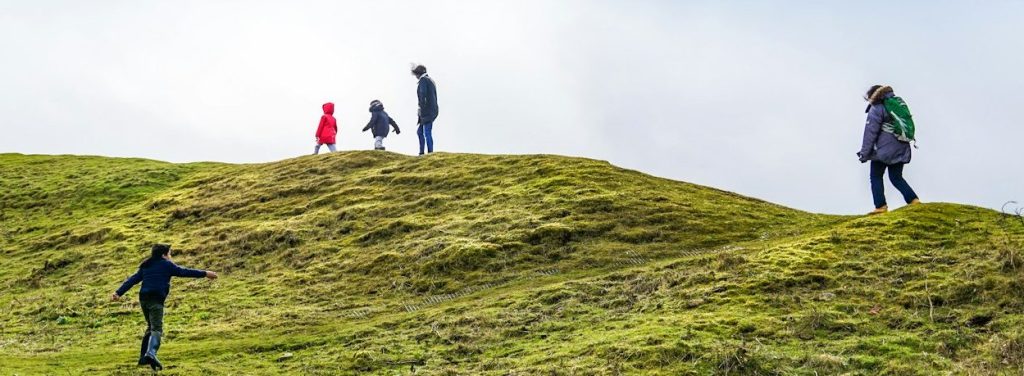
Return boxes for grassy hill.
[1,152,1022,375]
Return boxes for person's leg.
[870,161,887,209]
[327,144,336,153]
[887,163,919,204]
[139,300,152,365]
[424,122,434,153]
[374,137,384,150]
[313,144,322,155]
[142,300,165,370]
[147,301,163,335]
[416,124,426,155]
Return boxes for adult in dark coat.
[412,64,439,155]
[858,85,920,214]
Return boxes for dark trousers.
[141,299,164,334]
[138,299,164,363]
[417,121,434,155]
[870,161,918,209]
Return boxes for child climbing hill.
[362,100,400,150]
[111,244,218,370]
[314,102,338,154]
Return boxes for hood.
[368,100,384,112]
[322,102,334,115]
[868,86,894,104]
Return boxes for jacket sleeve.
[427,81,438,122]
[389,117,400,132]
[363,113,376,132]
[171,263,207,278]
[315,115,327,139]
[858,104,885,160]
[415,80,432,121]
[115,269,143,296]
[417,80,425,114]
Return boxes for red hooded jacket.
[315,102,338,145]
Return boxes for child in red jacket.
[314,102,338,154]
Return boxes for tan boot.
[868,206,888,215]
[909,199,922,205]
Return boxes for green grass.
[1,151,1022,375]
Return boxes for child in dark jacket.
[362,100,400,150]
[112,244,218,370]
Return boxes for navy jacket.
[363,102,400,138]
[417,75,439,124]
[115,259,206,303]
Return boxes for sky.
[1,0,1022,214]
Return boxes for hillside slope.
[1,152,1022,375]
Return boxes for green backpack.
[881,96,916,144]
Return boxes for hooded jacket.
[316,102,338,145]
[859,86,912,165]
[363,101,400,138]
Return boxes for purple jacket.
[858,91,912,165]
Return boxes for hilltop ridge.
[1,152,1022,375]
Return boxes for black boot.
[137,332,151,366]
[144,331,163,370]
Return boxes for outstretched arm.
[363,112,379,132]
[112,270,142,300]
[389,117,400,133]
[171,263,216,279]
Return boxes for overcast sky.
[2,1,1022,214]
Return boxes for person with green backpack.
[858,85,921,215]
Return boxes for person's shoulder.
[157,259,178,268]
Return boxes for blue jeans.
[870,161,918,209]
[417,122,433,155]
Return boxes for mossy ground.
[1,152,1022,375]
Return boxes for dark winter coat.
[115,259,207,303]
[363,102,400,138]
[858,86,912,165]
[416,75,439,124]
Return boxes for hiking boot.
[909,199,922,205]
[144,331,163,371]
[868,206,888,215]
